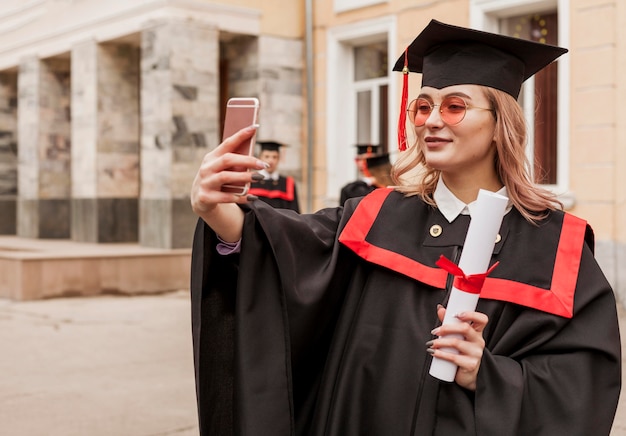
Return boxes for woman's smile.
[424,136,452,148]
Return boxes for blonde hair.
[391,86,562,223]
[367,162,394,188]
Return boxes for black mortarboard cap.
[393,19,567,98]
[365,153,390,169]
[257,141,286,152]
[393,19,568,151]
[355,144,381,157]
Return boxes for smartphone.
[220,97,260,195]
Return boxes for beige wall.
[566,0,625,300]
[568,0,617,240]
[618,0,626,247]
[203,0,304,38]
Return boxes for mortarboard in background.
[354,144,382,158]
[257,141,286,152]
[364,153,390,170]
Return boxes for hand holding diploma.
[428,189,509,384]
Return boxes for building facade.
[0,0,305,249]
[0,0,624,303]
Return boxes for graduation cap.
[355,144,381,157]
[364,153,390,169]
[257,141,286,152]
[393,19,568,151]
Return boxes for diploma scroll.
[429,189,509,382]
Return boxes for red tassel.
[397,48,409,151]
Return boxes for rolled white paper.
[429,189,509,382]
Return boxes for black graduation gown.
[248,175,300,212]
[190,188,621,436]
[339,180,376,206]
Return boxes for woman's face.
[414,84,497,178]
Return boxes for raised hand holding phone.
[190,120,267,243]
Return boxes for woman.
[190,20,621,436]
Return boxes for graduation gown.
[248,175,300,212]
[339,180,376,206]
[190,188,621,436]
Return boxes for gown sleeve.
[243,200,357,377]
[192,200,354,435]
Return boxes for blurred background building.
[0,0,624,305]
[0,0,305,250]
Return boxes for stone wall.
[0,71,17,234]
[71,40,140,243]
[140,18,219,248]
[17,56,71,238]
[257,35,304,176]
[221,34,304,181]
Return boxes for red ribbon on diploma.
[435,255,499,294]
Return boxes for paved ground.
[0,291,199,436]
[1,291,625,435]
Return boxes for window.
[501,13,559,184]
[325,17,396,205]
[471,0,572,204]
[354,42,389,154]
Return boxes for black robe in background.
[248,175,300,212]
[339,180,376,206]
[190,188,621,436]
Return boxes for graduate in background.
[248,140,300,213]
[339,144,393,206]
[190,19,620,436]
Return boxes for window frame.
[333,0,389,14]
[354,79,388,151]
[325,16,397,205]
[470,0,573,207]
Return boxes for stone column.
[71,40,140,243]
[221,34,304,187]
[257,35,304,177]
[17,56,71,239]
[140,19,219,248]
[0,72,18,234]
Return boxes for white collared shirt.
[433,177,511,223]
[361,176,375,186]
[258,169,279,181]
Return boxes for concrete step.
[0,236,191,300]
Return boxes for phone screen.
[220,97,259,195]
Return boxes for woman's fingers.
[207,124,266,172]
[428,330,484,356]
[432,310,488,337]
[428,308,489,390]
[455,311,489,333]
[436,304,445,322]
[191,124,267,213]
[218,124,260,154]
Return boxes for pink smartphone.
[220,97,260,195]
